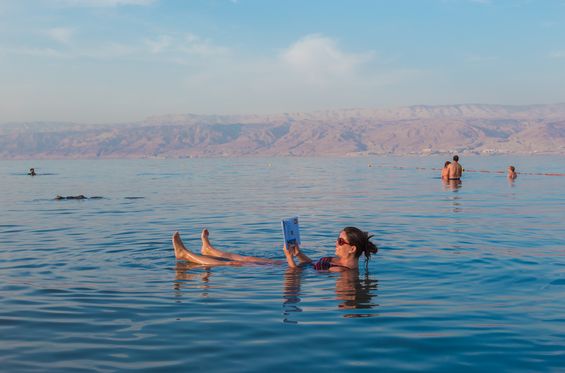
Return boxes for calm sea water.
[1,156,564,372]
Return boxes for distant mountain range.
[1,104,564,159]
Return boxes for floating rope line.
[459,169,565,177]
[391,166,565,177]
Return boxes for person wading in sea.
[507,165,517,179]
[441,161,451,180]
[446,155,463,180]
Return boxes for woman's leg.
[173,232,240,266]
[200,229,283,264]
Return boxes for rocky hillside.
[1,104,564,159]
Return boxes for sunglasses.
[336,237,352,246]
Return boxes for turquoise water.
[1,156,564,371]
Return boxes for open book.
[281,216,301,249]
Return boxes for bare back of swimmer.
[447,155,463,180]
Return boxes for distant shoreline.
[2,104,564,159]
[1,152,562,161]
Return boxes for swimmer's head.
[342,227,378,262]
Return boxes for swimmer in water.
[507,165,517,179]
[172,227,378,272]
[441,161,451,180]
[446,155,463,180]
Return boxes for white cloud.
[1,43,135,60]
[281,34,375,82]
[84,32,228,60]
[144,35,173,53]
[179,33,229,56]
[172,34,423,116]
[1,29,228,62]
[540,21,557,29]
[79,42,138,59]
[143,33,229,59]
[54,0,155,7]
[549,50,565,59]
[0,46,68,58]
[45,27,74,44]
[0,31,426,121]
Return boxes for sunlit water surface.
[1,156,564,372]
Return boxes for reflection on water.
[283,268,303,324]
[442,178,462,192]
[335,270,379,318]
[283,267,379,323]
[174,262,212,297]
[174,263,379,323]
[443,179,464,213]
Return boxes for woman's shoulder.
[313,256,334,270]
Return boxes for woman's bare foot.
[172,231,189,260]
[173,231,232,265]
[200,229,214,256]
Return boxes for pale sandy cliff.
[1,104,564,159]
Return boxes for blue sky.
[1,0,564,123]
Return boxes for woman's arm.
[283,244,297,268]
[284,244,313,268]
[294,246,312,265]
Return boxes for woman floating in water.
[172,227,378,272]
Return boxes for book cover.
[281,216,301,248]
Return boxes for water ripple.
[0,157,564,371]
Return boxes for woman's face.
[335,231,356,258]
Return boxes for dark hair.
[444,161,451,167]
[453,155,459,161]
[343,227,378,263]
[509,165,515,172]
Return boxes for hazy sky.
[1,0,564,123]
